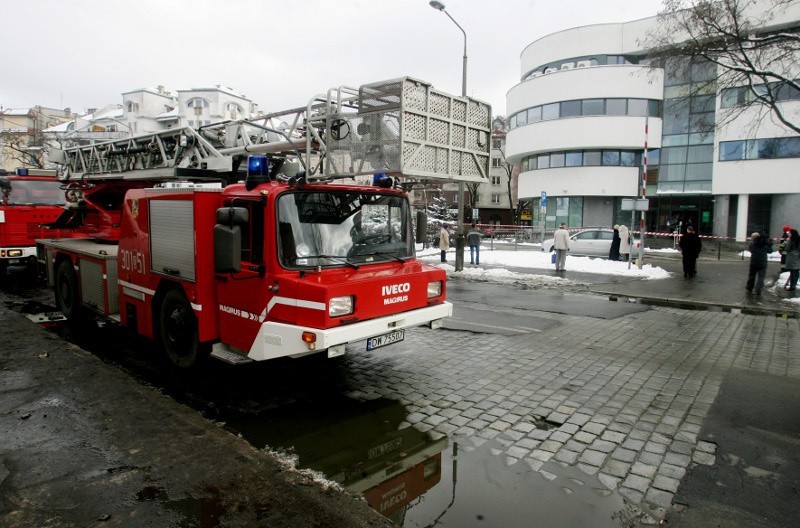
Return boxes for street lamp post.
[429,0,468,271]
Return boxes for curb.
[600,292,799,319]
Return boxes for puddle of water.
[228,399,635,527]
[399,438,632,528]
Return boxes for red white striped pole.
[639,117,649,268]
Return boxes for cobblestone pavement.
[339,305,800,521]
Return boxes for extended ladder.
[49,77,492,184]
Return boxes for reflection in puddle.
[227,398,447,523]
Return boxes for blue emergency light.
[245,155,270,191]
[16,168,28,176]
[373,172,393,188]
[247,155,269,177]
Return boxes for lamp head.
[429,0,445,10]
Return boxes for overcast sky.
[2,0,665,117]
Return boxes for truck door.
[214,200,271,353]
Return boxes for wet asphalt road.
[1,262,798,527]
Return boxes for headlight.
[8,249,22,257]
[329,296,354,317]
[427,281,442,298]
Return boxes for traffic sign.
[541,191,547,207]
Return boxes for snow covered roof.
[43,121,73,133]
[155,107,179,121]
[0,108,33,116]
[177,85,249,100]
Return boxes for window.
[560,100,581,117]
[719,138,800,161]
[126,101,139,113]
[776,81,800,101]
[492,157,501,168]
[627,99,648,116]
[602,150,620,166]
[538,154,550,169]
[491,176,501,185]
[565,151,582,166]
[620,151,637,167]
[550,152,565,168]
[492,140,502,149]
[582,99,604,116]
[528,106,542,123]
[776,136,800,158]
[584,151,602,166]
[491,194,501,204]
[516,110,528,126]
[606,99,627,115]
[187,98,209,108]
[541,103,559,120]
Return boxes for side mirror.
[214,207,249,274]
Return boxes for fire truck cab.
[0,169,82,276]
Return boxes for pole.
[639,117,648,269]
[430,1,468,271]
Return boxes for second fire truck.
[38,77,491,368]
[0,168,87,276]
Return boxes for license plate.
[366,329,405,351]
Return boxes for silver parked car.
[542,228,643,258]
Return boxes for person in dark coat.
[785,228,800,291]
[609,225,621,261]
[775,224,792,287]
[746,231,773,295]
[678,226,702,278]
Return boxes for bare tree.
[465,181,480,218]
[0,131,46,169]
[644,0,800,133]
[497,148,517,223]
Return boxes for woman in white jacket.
[618,224,631,261]
[439,224,450,263]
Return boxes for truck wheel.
[55,260,82,320]
[158,289,204,369]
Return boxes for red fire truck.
[0,168,88,276]
[37,78,491,368]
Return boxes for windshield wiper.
[357,251,409,263]
[294,255,360,269]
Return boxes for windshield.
[3,179,66,205]
[277,190,414,268]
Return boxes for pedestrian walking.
[678,225,702,278]
[746,231,773,295]
[466,221,484,265]
[553,222,570,271]
[775,224,792,286]
[784,228,800,291]
[609,225,621,261]
[439,224,450,263]
[618,224,631,262]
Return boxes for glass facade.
[657,58,716,194]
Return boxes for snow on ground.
[416,245,670,288]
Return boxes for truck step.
[210,347,254,365]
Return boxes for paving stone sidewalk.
[341,305,800,522]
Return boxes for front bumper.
[244,301,453,361]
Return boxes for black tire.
[55,259,82,320]
[158,289,206,369]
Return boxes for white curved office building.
[506,6,800,241]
